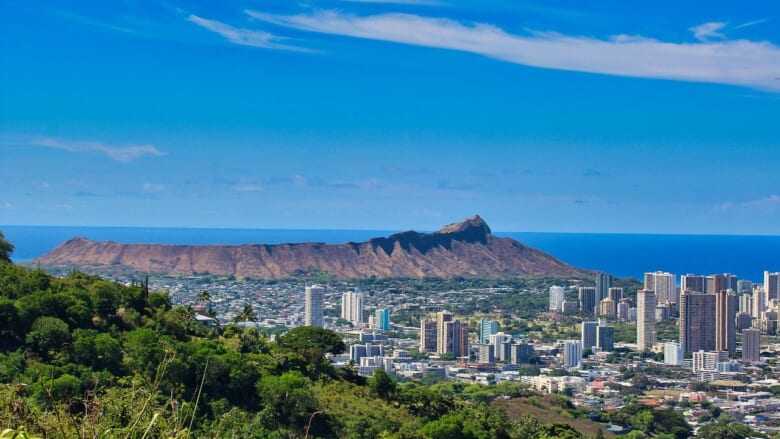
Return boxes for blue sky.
[1,0,780,233]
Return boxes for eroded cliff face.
[34,216,591,278]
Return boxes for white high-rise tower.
[304,285,324,327]
[549,286,565,311]
[341,290,364,324]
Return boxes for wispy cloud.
[46,8,136,34]
[715,195,780,211]
[31,137,166,162]
[188,14,311,52]
[516,193,604,204]
[733,19,770,31]
[690,22,726,41]
[1,202,12,209]
[343,0,444,5]
[246,10,780,91]
[142,183,166,193]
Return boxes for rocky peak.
[437,215,492,243]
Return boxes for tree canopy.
[0,231,13,263]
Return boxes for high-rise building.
[581,321,599,350]
[510,343,534,364]
[304,285,324,327]
[724,274,738,292]
[763,311,779,335]
[563,340,582,368]
[617,300,630,321]
[561,300,578,315]
[742,328,761,362]
[692,350,728,373]
[597,325,615,351]
[599,298,616,318]
[664,342,683,366]
[375,308,391,330]
[716,290,737,354]
[738,280,753,294]
[645,271,676,304]
[753,288,767,319]
[341,290,364,324]
[736,312,753,331]
[476,344,495,363]
[637,289,656,351]
[739,294,753,315]
[479,318,499,344]
[420,319,437,352]
[490,332,512,362]
[706,274,727,295]
[436,311,453,355]
[437,311,468,358]
[765,271,780,301]
[596,272,612,304]
[549,286,565,311]
[681,274,705,294]
[679,291,716,353]
[579,287,597,314]
[445,320,469,358]
[350,343,384,362]
[608,287,623,302]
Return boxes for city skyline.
[2,1,780,234]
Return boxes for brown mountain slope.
[34,216,591,278]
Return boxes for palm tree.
[197,290,212,306]
[235,303,257,323]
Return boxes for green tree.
[368,368,396,401]
[420,415,466,439]
[631,410,654,433]
[0,231,13,263]
[93,333,122,373]
[197,290,212,307]
[49,373,83,403]
[256,372,317,428]
[235,303,257,323]
[0,298,21,348]
[697,418,758,439]
[276,326,346,366]
[25,316,70,361]
[123,328,166,376]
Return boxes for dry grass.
[495,395,614,438]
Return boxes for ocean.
[2,225,779,282]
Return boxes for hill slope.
[34,215,591,278]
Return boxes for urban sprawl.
[146,270,780,436]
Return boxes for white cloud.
[733,19,769,31]
[1,202,12,209]
[188,14,312,52]
[715,195,780,211]
[32,137,166,162]
[142,183,166,193]
[744,194,780,208]
[690,22,726,41]
[246,10,780,91]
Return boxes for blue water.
[2,226,779,282]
